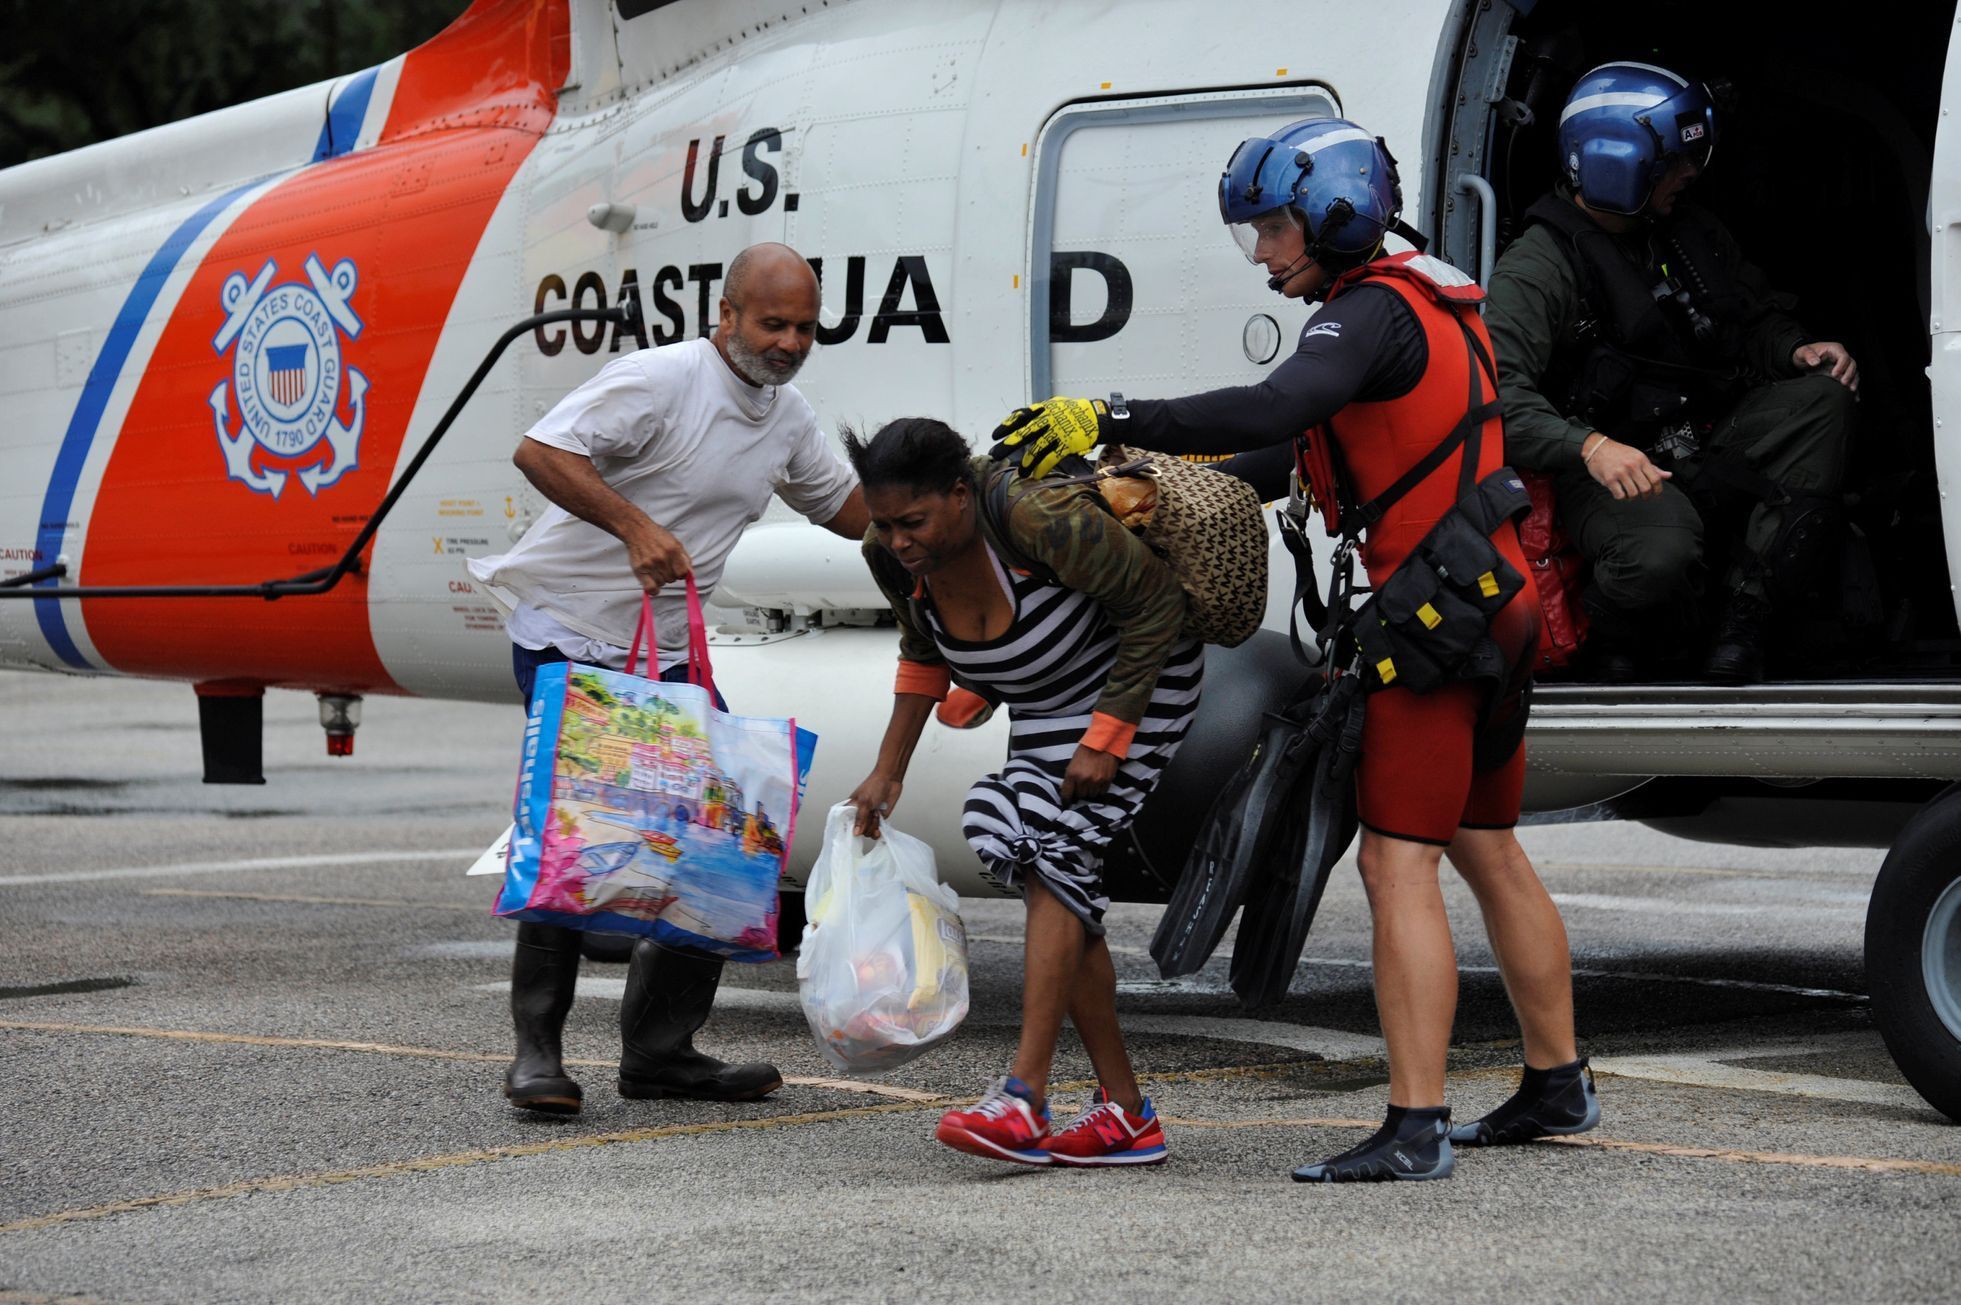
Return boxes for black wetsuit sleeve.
[1215,443,1296,502]
[1119,284,1428,457]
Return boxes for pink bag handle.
[685,573,719,699]
[623,579,719,701]
[626,594,658,679]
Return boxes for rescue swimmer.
[992,118,1600,1181]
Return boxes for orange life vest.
[1294,252,1524,587]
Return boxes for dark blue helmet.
[1219,117,1403,268]
[1557,62,1717,216]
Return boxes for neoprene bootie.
[618,939,782,1101]
[1449,1057,1600,1145]
[504,922,583,1114]
[1292,1105,1454,1182]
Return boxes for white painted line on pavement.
[1550,892,1863,918]
[0,849,484,887]
[1594,1035,1929,1112]
[412,941,513,959]
[1121,1014,1385,1061]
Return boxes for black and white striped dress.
[926,547,1205,934]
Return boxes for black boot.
[1704,592,1770,683]
[504,922,583,1114]
[618,939,782,1101]
[1580,591,1648,683]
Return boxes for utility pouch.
[1353,558,1489,693]
[1351,468,1531,694]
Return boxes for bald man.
[471,242,869,1114]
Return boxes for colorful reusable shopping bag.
[495,579,816,962]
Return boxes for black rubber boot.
[1449,1057,1600,1146]
[1704,593,1770,684]
[504,922,583,1114]
[1292,1105,1454,1182]
[618,939,782,1101]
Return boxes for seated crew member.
[1485,62,1857,682]
[992,118,1598,1181]
[845,417,1202,1168]
[469,243,869,1114]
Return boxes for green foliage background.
[1,0,468,168]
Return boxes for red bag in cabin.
[1516,471,1590,671]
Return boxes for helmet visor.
[1220,133,1313,225]
[1228,205,1306,265]
[1642,85,1717,173]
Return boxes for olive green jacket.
[1485,194,1812,471]
[862,459,1187,728]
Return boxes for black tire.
[1865,787,1961,1122]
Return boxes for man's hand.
[514,440,692,587]
[989,396,1110,478]
[1059,745,1120,805]
[1584,434,1672,501]
[1793,341,1859,393]
[847,773,904,839]
[625,521,692,592]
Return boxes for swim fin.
[1150,675,1328,977]
[1229,674,1363,1009]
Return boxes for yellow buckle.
[1417,602,1442,630]
[1477,571,1500,598]
[1375,656,1397,684]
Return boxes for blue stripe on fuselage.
[33,182,256,669]
[312,67,379,163]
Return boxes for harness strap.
[1284,303,1504,668]
[1278,511,1354,667]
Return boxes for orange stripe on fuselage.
[79,0,568,693]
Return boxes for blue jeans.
[511,642,727,709]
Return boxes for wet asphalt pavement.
[1,670,1957,1303]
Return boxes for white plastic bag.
[796,802,970,1074]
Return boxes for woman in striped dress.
[844,417,1202,1168]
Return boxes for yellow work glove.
[988,396,1110,478]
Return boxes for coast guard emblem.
[207,254,368,498]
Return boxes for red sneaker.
[1042,1088,1167,1167]
[935,1076,1051,1165]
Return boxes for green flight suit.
[1485,194,1852,644]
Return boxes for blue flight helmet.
[1558,62,1718,216]
[1218,117,1404,292]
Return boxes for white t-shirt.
[469,338,856,656]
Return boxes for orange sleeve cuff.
[1081,712,1137,756]
[894,659,951,701]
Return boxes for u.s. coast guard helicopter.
[2,0,1959,1118]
